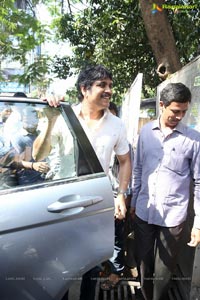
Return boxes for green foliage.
[55,0,156,101]
[1,0,199,101]
[65,88,78,105]
[0,0,53,93]
[16,55,53,96]
[52,55,74,79]
[53,0,199,100]
[0,0,47,62]
[167,0,200,63]
[16,55,52,82]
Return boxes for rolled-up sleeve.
[192,139,200,229]
[131,134,142,208]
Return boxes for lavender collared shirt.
[131,119,200,228]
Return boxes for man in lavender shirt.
[131,82,200,300]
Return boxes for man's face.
[1,108,11,122]
[160,101,189,128]
[82,78,113,110]
[22,110,39,133]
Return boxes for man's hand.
[114,194,127,220]
[43,94,65,107]
[43,107,60,121]
[187,227,200,247]
[130,207,136,219]
[32,162,50,173]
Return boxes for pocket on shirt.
[163,152,188,175]
[163,195,182,206]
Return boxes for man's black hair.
[76,65,112,102]
[109,102,118,116]
[160,82,191,107]
[13,92,27,98]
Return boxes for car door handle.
[47,195,103,213]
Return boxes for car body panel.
[0,97,114,299]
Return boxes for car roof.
[0,95,48,103]
[0,96,71,107]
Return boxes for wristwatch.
[117,190,127,198]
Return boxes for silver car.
[0,96,114,300]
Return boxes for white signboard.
[121,73,143,147]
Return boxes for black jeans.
[61,266,101,300]
[134,215,184,300]
[79,266,101,300]
[109,218,125,274]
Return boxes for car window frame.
[0,97,104,195]
[61,103,103,173]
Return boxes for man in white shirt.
[34,65,131,220]
[33,65,131,300]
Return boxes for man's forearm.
[32,123,54,161]
[118,156,131,192]
[32,135,51,161]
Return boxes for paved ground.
[68,278,141,300]
[67,265,140,300]
[67,230,139,299]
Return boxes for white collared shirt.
[73,104,129,174]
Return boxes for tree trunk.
[139,0,182,79]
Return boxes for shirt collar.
[73,103,109,120]
[152,118,185,134]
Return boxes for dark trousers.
[134,215,184,300]
[109,218,125,274]
[79,266,101,300]
[61,290,69,300]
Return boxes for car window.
[0,101,93,190]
